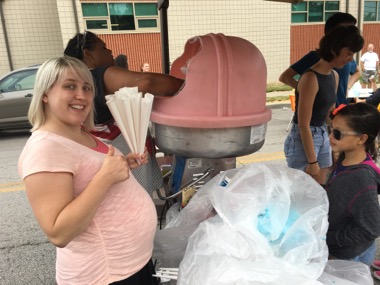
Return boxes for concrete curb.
[266,90,293,98]
[267,102,290,109]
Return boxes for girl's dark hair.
[317,25,364,62]
[64,31,98,60]
[115,54,128,69]
[324,12,357,34]
[332,103,380,161]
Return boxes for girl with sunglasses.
[325,103,380,267]
[284,25,364,185]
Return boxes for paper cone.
[105,87,154,154]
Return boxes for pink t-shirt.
[18,131,157,285]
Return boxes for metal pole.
[0,0,13,70]
[71,0,80,33]
[356,0,362,63]
[158,0,170,74]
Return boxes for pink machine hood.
[150,33,272,129]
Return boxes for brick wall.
[290,24,324,65]
[98,33,162,72]
[361,24,380,60]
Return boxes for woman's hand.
[126,147,149,169]
[98,145,130,186]
[305,162,320,178]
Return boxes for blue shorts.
[284,124,332,170]
[350,242,376,266]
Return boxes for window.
[364,1,380,21]
[291,1,340,23]
[0,68,37,93]
[81,2,159,32]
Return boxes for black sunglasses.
[327,125,361,140]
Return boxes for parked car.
[0,65,40,130]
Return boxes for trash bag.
[165,202,181,225]
[153,164,372,284]
[318,260,373,285]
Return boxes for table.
[347,88,373,99]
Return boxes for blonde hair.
[28,56,95,131]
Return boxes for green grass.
[266,83,293,93]
[266,83,292,103]
[266,95,290,102]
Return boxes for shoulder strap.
[360,158,380,175]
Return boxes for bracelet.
[308,161,318,165]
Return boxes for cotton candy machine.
[152,33,272,207]
[151,33,271,159]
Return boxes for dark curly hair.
[64,31,99,60]
[115,54,128,69]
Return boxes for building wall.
[361,24,380,56]
[0,0,63,77]
[57,0,293,79]
[290,24,324,64]
[288,1,379,68]
[69,0,293,79]
[57,0,162,72]
[2,0,376,83]
[98,33,162,72]
[166,0,291,83]
[56,0,84,51]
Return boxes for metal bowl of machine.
[152,124,266,158]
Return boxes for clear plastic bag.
[318,260,372,284]
[165,202,181,225]
[153,164,372,284]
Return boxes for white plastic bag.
[165,202,181,225]
[318,260,373,285]
[177,164,328,284]
[153,164,372,284]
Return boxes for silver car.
[0,65,40,130]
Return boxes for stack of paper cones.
[105,87,154,154]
